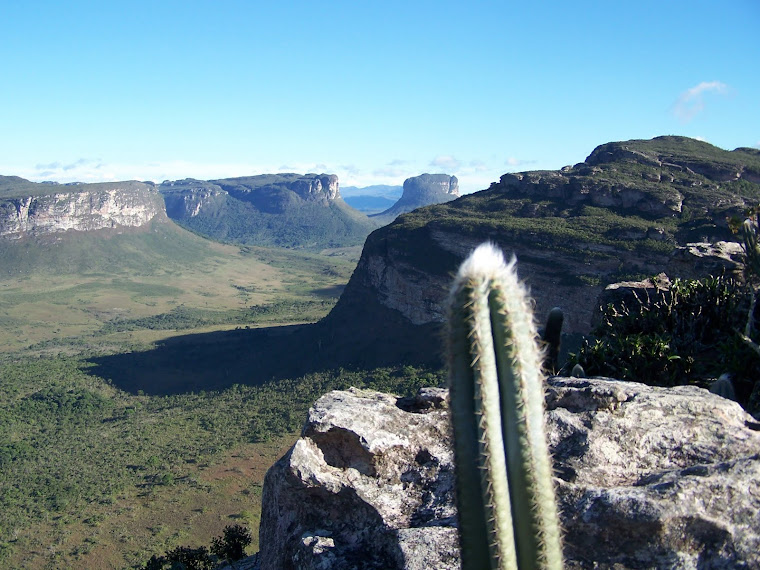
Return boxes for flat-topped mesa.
[371,173,459,223]
[0,178,163,240]
[159,172,375,248]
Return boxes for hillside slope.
[160,174,378,248]
[321,136,760,363]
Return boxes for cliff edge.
[0,177,164,240]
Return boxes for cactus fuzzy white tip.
[451,242,516,294]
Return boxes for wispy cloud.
[372,166,410,178]
[672,81,729,123]
[429,155,461,171]
[505,157,536,169]
[13,159,275,184]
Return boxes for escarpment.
[159,173,376,248]
[0,178,164,240]
[323,137,758,354]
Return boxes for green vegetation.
[144,524,252,569]
[571,275,760,415]
[0,214,441,568]
[0,176,154,199]
[0,215,363,568]
[0,352,442,568]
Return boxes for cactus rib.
[448,243,563,570]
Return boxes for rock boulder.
[259,379,760,569]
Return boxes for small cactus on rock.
[709,373,736,401]
[541,307,564,375]
[447,243,563,570]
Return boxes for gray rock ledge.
[259,379,760,569]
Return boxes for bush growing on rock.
[572,274,760,416]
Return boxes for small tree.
[211,524,252,562]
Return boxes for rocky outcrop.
[0,180,163,240]
[329,229,743,339]
[323,137,758,350]
[370,174,459,224]
[259,379,760,569]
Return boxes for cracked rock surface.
[259,379,760,569]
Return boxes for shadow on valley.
[86,311,442,396]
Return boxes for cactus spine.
[448,243,563,570]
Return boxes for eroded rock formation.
[0,180,163,239]
[259,379,760,569]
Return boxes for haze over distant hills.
[369,173,459,224]
[341,184,402,214]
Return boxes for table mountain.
[370,173,459,224]
[320,136,760,366]
[0,175,224,277]
[0,176,164,240]
[159,173,377,248]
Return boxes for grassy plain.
[0,226,426,569]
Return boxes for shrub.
[572,275,760,411]
[211,524,253,562]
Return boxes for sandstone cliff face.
[326,137,757,338]
[0,180,163,240]
[160,179,226,218]
[371,174,459,224]
[259,380,760,569]
[288,174,340,203]
[160,174,343,220]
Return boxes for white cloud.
[504,157,536,169]
[12,159,277,184]
[429,155,461,171]
[372,166,411,179]
[672,81,729,123]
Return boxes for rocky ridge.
[370,173,459,224]
[324,137,760,343]
[0,177,164,240]
[259,380,760,569]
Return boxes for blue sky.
[1,1,758,194]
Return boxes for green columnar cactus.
[541,307,564,374]
[741,218,760,279]
[448,243,563,570]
